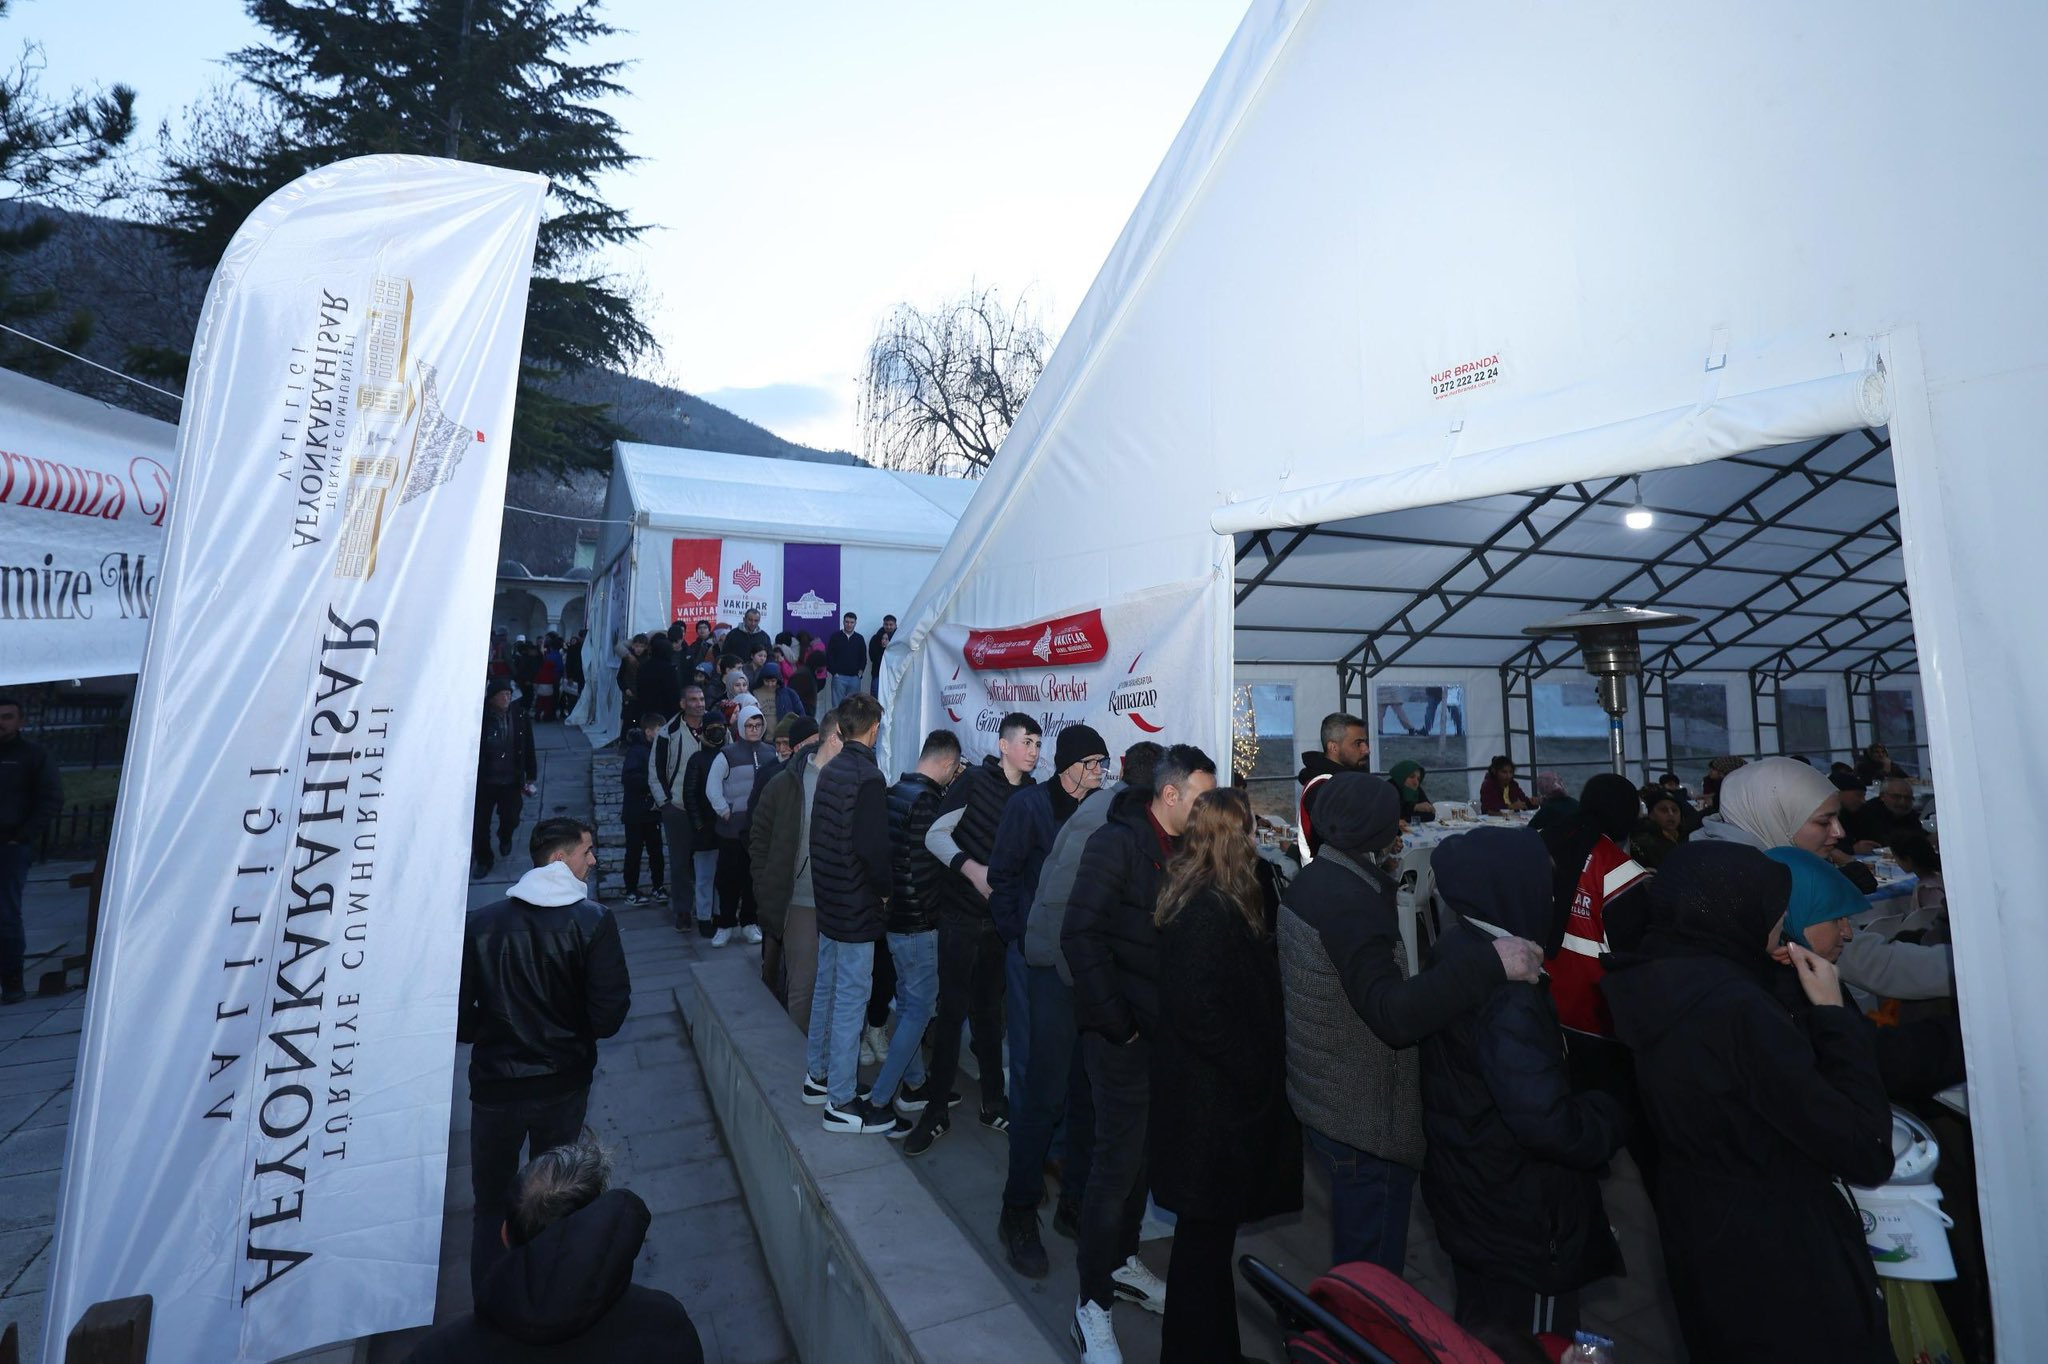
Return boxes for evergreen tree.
[0,0,136,380]
[159,0,651,474]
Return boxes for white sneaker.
[710,928,733,948]
[1110,1255,1166,1315]
[1071,1299,1122,1364]
[743,924,764,945]
[860,1023,888,1067]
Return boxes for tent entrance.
[1231,425,1919,808]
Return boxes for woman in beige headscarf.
[1700,757,1952,1005]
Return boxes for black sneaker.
[979,1097,1011,1132]
[697,919,715,940]
[822,1097,896,1134]
[892,1081,960,1115]
[902,1116,950,1157]
[498,839,513,858]
[998,1204,1049,1279]
[886,1113,916,1141]
[802,1073,829,1106]
[0,988,26,1007]
[1052,1195,1082,1239]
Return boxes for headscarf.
[1764,846,1865,947]
[1714,757,1837,850]
[1388,760,1427,810]
[1578,773,1643,845]
[1432,827,1551,942]
[1312,772,1403,862]
[1638,841,1792,979]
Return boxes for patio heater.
[1522,607,1699,775]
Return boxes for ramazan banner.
[0,367,177,684]
[921,577,1214,772]
[45,157,544,1363]
[669,536,721,623]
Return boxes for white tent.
[885,0,2047,1347]
[574,442,974,735]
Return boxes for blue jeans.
[1004,963,1094,1210]
[0,841,28,993]
[691,849,717,924]
[1003,943,1031,1112]
[869,930,937,1106]
[806,936,875,1106]
[1307,1128,1416,1273]
[830,673,862,707]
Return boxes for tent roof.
[1234,427,1913,680]
[614,442,977,551]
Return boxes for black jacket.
[936,756,1033,917]
[1294,750,1353,856]
[725,626,772,666]
[406,1190,701,1363]
[634,654,681,723]
[680,746,722,853]
[0,734,62,845]
[810,739,892,943]
[620,731,656,822]
[478,706,536,787]
[1419,829,1626,1294]
[1151,888,1303,1225]
[1062,789,1172,1039]
[886,772,948,933]
[824,628,867,676]
[1602,951,1894,1362]
[458,878,632,1103]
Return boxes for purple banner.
[782,542,842,633]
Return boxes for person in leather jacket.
[459,817,631,1294]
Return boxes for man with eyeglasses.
[986,724,1108,1277]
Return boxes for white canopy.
[886,0,2048,1347]
[574,443,973,734]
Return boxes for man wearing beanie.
[988,723,1108,1277]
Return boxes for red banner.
[670,537,721,622]
[963,607,1110,671]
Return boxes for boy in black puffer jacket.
[1420,827,1627,1339]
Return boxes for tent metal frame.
[1237,428,1918,767]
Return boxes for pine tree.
[158,0,651,474]
[0,0,137,380]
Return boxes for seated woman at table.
[1629,789,1688,870]
[1855,742,1914,784]
[1478,756,1532,815]
[1600,842,1895,1364]
[1389,760,1436,823]
[1699,758,1954,1008]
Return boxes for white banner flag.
[716,537,782,632]
[920,577,1217,772]
[45,156,544,1363]
[0,367,177,683]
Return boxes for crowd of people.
[465,616,1959,1362]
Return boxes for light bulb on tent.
[1624,476,1654,530]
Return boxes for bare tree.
[858,283,1049,478]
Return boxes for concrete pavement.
[0,720,796,1363]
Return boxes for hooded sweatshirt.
[1420,828,1627,1292]
[706,704,768,837]
[407,1189,702,1362]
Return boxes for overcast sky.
[11,0,1247,451]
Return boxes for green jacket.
[749,758,807,939]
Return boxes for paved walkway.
[0,721,796,1364]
